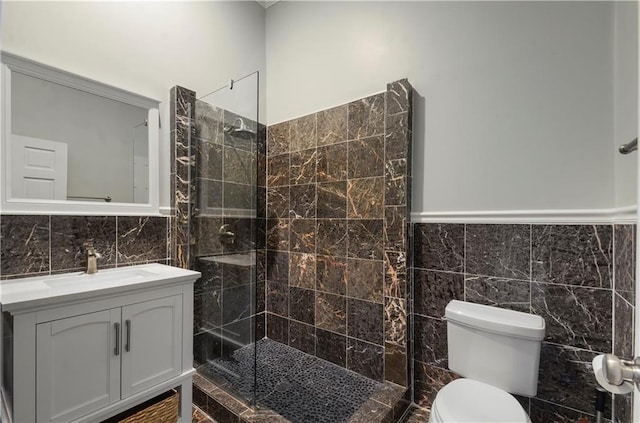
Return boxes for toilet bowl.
[428,379,531,423]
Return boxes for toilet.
[428,300,546,423]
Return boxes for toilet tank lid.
[445,300,545,340]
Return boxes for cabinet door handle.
[125,319,131,352]
[114,322,120,356]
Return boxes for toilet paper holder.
[602,354,640,386]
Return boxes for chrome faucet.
[84,242,99,274]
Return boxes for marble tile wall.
[412,223,635,422]
[264,79,413,385]
[171,87,267,366]
[0,215,171,279]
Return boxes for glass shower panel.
[192,72,259,406]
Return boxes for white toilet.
[428,300,546,423]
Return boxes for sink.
[0,263,200,312]
[43,268,152,288]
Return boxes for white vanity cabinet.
[0,264,200,423]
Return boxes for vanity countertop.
[0,263,200,312]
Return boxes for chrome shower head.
[224,118,256,140]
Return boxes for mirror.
[1,52,160,214]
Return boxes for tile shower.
[173,80,413,422]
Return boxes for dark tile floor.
[402,405,430,423]
[198,338,394,423]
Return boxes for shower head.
[224,118,256,140]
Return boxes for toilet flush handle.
[602,354,640,385]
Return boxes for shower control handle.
[602,354,640,385]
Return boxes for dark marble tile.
[385,343,408,387]
[221,285,252,324]
[222,262,253,288]
[290,114,316,152]
[49,216,116,271]
[348,136,385,179]
[266,281,288,317]
[316,255,347,295]
[347,258,384,303]
[537,343,603,413]
[196,217,224,257]
[266,313,289,344]
[348,298,384,345]
[385,112,410,162]
[288,320,316,355]
[414,269,464,318]
[267,154,289,187]
[348,94,385,140]
[266,218,289,252]
[223,146,254,185]
[256,313,265,340]
[403,405,430,423]
[175,86,196,117]
[385,297,407,346]
[386,79,412,116]
[196,140,223,180]
[316,328,346,367]
[289,218,316,253]
[529,399,593,423]
[348,219,384,260]
[267,121,289,156]
[315,292,346,334]
[385,174,407,207]
[413,223,464,272]
[222,318,254,352]
[267,187,289,219]
[290,148,317,186]
[288,252,315,289]
[317,182,347,218]
[197,178,223,211]
[266,250,288,283]
[348,177,384,219]
[532,225,612,288]
[117,216,168,264]
[414,362,460,409]
[466,224,530,280]
[614,393,632,423]
[1,215,50,276]
[316,219,347,257]
[384,206,407,253]
[317,104,348,146]
[289,287,314,325]
[614,292,634,359]
[289,184,316,219]
[384,251,407,299]
[223,182,254,211]
[195,258,223,294]
[347,338,384,382]
[193,330,223,364]
[194,290,222,332]
[531,282,612,351]
[465,276,531,312]
[317,143,348,182]
[414,315,447,367]
[615,224,635,294]
[195,100,223,143]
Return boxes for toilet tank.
[446,300,545,397]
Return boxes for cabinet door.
[36,308,121,423]
[121,295,182,398]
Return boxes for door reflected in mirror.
[10,71,150,203]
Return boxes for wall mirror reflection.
[1,52,160,214]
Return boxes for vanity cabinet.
[36,296,183,422]
[0,264,199,423]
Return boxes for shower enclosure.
[188,72,261,406]
[173,75,413,423]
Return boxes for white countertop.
[0,264,200,313]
